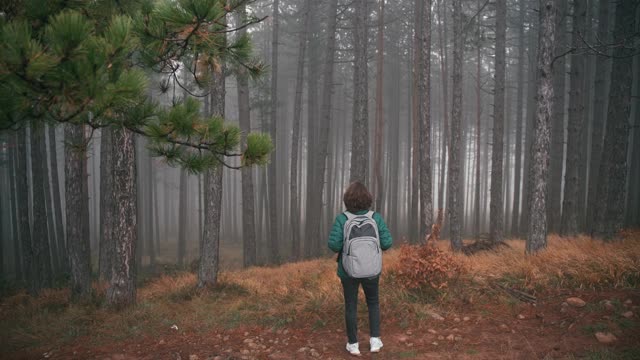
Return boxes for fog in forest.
[1,0,639,284]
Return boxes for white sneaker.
[370,337,383,353]
[346,342,361,356]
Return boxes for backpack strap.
[344,211,357,221]
[365,210,374,219]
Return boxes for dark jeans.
[340,276,380,344]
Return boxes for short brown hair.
[343,181,372,212]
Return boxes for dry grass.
[447,233,640,290]
[2,233,639,354]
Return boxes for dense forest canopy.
[0,0,639,306]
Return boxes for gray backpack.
[341,211,382,278]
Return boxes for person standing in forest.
[328,181,393,355]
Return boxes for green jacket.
[327,210,393,279]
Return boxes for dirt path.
[12,289,639,360]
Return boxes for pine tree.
[526,0,556,254]
[0,0,272,305]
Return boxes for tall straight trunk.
[178,168,188,267]
[31,125,52,294]
[548,0,568,232]
[306,0,339,256]
[576,0,595,230]
[268,0,280,264]
[134,137,144,269]
[16,128,31,285]
[490,0,507,243]
[419,0,433,240]
[106,126,137,307]
[350,0,370,184]
[42,131,57,275]
[8,134,23,278]
[560,0,586,236]
[520,14,539,236]
[304,0,320,259]
[511,0,526,236]
[1,140,7,277]
[65,125,91,300]
[146,155,155,267]
[237,4,257,266]
[99,128,114,282]
[449,0,464,250]
[475,0,482,240]
[410,0,422,242]
[48,125,66,273]
[437,0,449,214]
[527,0,556,254]
[198,60,225,288]
[373,0,385,212]
[627,66,640,227]
[595,0,636,239]
[586,0,612,232]
[389,33,401,232]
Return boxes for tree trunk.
[16,128,32,286]
[547,0,568,233]
[527,0,556,254]
[595,0,636,239]
[65,124,91,300]
[490,0,507,243]
[437,0,449,216]
[373,0,385,212]
[8,133,23,278]
[267,0,280,264]
[448,0,464,250]
[146,154,155,268]
[48,125,66,273]
[99,127,114,282]
[198,59,225,288]
[560,0,586,236]
[289,0,310,262]
[419,0,433,240]
[31,125,53,294]
[306,0,339,257]
[178,168,188,267]
[410,0,422,242]
[511,0,527,236]
[304,0,321,259]
[350,0,370,184]
[106,126,137,307]
[475,0,483,240]
[520,12,539,236]
[627,64,640,227]
[586,0,612,232]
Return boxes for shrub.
[393,243,464,290]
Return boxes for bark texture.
[106,126,137,307]
[198,60,225,288]
[65,125,91,300]
[490,0,507,243]
[419,0,433,240]
[527,0,556,254]
[448,0,463,250]
[99,127,114,282]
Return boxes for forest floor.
[2,234,640,360]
